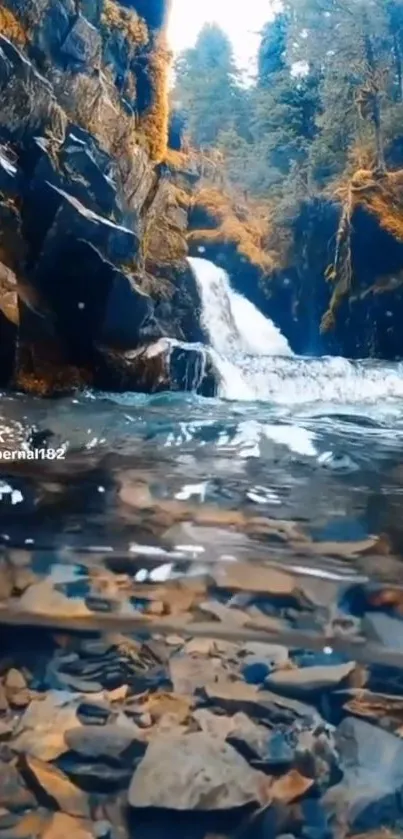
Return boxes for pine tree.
[173,23,247,148]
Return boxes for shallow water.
[3,353,403,834]
[1,369,403,639]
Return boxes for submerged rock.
[12,692,82,761]
[65,724,146,761]
[324,716,403,830]
[42,813,94,839]
[128,732,264,810]
[19,756,90,818]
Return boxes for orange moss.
[138,34,171,163]
[188,187,277,273]
[0,5,27,46]
[15,361,92,396]
[163,148,201,172]
[101,0,148,48]
[173,185,190,209]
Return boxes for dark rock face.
[191,192,403,361]
[0,0,204,395]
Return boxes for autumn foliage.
[0,5,27,46]
[322,167,403,330]
[101,0,148,47]
[139,34,171,163]
[188,187,278,273]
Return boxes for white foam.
[189,257,403,405]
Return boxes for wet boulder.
[97,338,218,395]
[324,716,403,831]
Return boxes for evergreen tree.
[173,23,247,148]
[172,0,403,204]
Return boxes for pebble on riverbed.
[0,549,402,839]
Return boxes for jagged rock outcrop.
[0,0,206,395]
[186,167,403,360]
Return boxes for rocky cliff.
[187,170,403,361]
[0,0,216,395]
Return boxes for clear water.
[2,261,403,833]
[1,261,403,647]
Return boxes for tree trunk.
[363,16,386,174]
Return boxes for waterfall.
[189,256,403,404]
[189,257,292,358]
[189,256,292,399]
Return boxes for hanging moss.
[138,34,171,163]
[101,0,148,48]
[188,187,279,273]
[130,0,170,31]
[321,167,403,331]
[164,149,196,171]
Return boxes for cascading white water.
[189,257,292,358]
[188,256,293,399]
[189,256,403,404]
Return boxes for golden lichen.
[101,0,148,48]
[188,187,278,273]
[66,70,137,161]
[138,34,171,164]
[321,166,403,331]
[171,185,190,210]
[15,365,91,396]
[0,5,27,46]
[163,148,197,171]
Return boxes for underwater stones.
[128,732,264,810]
[324,716,403,830]
[0,763,36,811]
[0,557,14,601]
[42,813,94,839]
[19,756,90,818]
[65,724,146,761]
[265,662,357,697]
[16,580,91,618]
[11,691,82,761]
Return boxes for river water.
[1,259,403,834]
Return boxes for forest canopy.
[172,0,403,214]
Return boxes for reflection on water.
[2,373,403,835]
